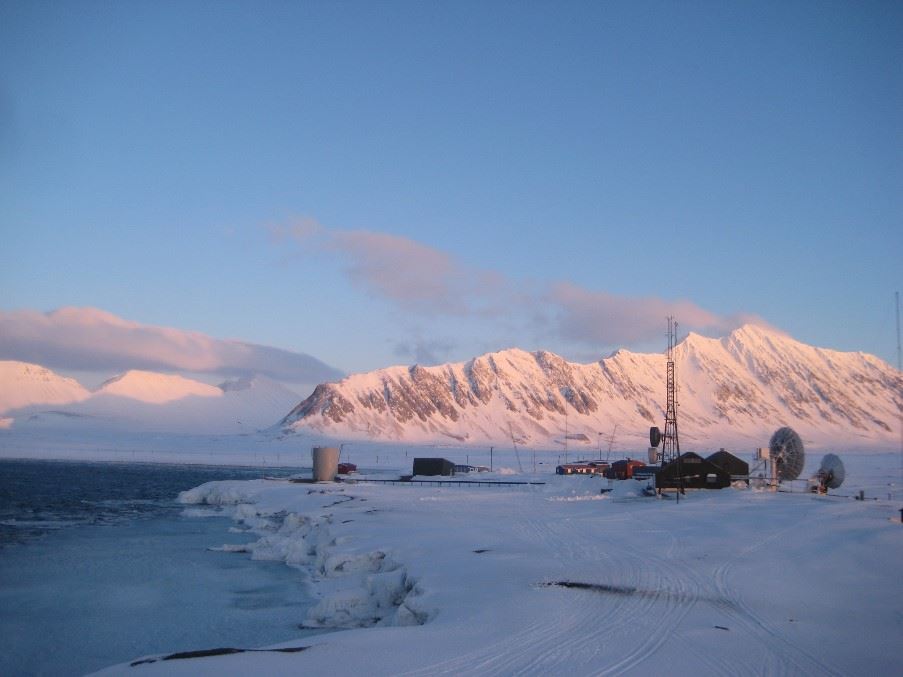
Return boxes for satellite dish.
[815,454,845,491]
[649,426,662,448]
[768,427,805,481]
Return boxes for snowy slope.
[96,370,223,404]
[1,370,301,435]
[0,361,90,414]
[280,325,902,450]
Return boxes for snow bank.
[178,481,427,632]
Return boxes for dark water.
[0,459,295,546]
[0,459,316,677]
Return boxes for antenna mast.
[897,292,902,503]
[662,316,681,465]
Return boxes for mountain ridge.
[0,364,301,434]
[279,324,901,450]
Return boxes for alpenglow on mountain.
[0,362,301,435]
[279,325,901,451]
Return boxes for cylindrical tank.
[312,446,340,482]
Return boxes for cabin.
[454,464,490,474]
[556,461,609,476]
[655,452,730,489]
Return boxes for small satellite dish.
[768,427,805,481]
[814,454,845,491]
[649,426,662,448]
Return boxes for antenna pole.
[662,317,681,462]
[661,317,683,497]
[896,291,901,370]
[563,390,568,464]
[897,292,902,504]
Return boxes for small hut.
[655,452,730,489]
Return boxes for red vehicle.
[337,462,357,474]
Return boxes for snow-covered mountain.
[0,365,301,434]
[279,325,902,451]
[95,370,223,404]
[0,361,90,416]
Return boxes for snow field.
[98,452,903,676]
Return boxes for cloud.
[546,282,737,346]
[274,218,503,315]
[330,230,466,313]
[0,307,344,383]
[393,337,457,366]
[270,218,765,353]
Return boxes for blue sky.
[1,1,901,388]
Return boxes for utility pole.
[563,390,569,464]
[606,424,618,463]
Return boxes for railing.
[350,478,546,487]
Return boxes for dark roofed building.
[655,452,731,489]
[706,449,749,481]
[413,458,456,476]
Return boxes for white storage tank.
[312,446,340,482]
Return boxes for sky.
[1,0,901,393]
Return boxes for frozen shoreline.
[0,460,324,676]
[91,450,903,676]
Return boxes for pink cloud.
[271,218,766,351]
[0,307,343,382]
[546,282,759,345]
[277,218,480,314]
[330,230,467,313]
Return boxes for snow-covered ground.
[93,448,903,676]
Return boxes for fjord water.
[0,460,314,676]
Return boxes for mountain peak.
[96,370,223,404]
[0,361,90,414]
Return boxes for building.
[556,461,609,476]
[605,459,647,480]
[412,458,456,476]
[705,449,749,482]
[655,452,731,489]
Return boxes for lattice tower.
[662,316,681,464]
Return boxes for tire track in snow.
[401,504,637,676]
[483,506,693,675]
[593,541,703,676]
[709,500,842,677]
